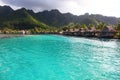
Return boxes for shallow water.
[0,35,120,80]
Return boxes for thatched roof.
[101,26,116,32]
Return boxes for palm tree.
[96,22,106,30]
[117,22,120,30]
[74,23,81,29]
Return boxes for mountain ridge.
[0,6,49,30]
[0,5,120,29]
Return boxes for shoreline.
[0,34,25,38]
[0,34,120,39]
[61,34,120,39]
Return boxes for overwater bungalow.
[79,28,87,36]
[63,28,87,36]
[72,29,80,36]
[95,30,101,37]
[62,26,118,38]
[100,26,116,38]
[84,27,101,37]
[63,29,74,35]
[84,27,96,37]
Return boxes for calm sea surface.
[0,35,120,80]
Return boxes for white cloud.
[59,0,120,17]
[0,0,120,17]
[0,0,6,6]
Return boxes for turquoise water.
[0,35,120,80]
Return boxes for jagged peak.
[0,5,13,10]
[17,8,27,11]
[0,5,12,8]
[50,9,60,12]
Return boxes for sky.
[0,0,120,17]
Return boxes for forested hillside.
[0,5,120,29]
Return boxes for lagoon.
[0,35,120,80]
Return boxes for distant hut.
[5,31,9,34]
[73,29,80,36]
[73,28,79,32]
[90,27,96,32]
[59,30,64,34]
[80,28,88,36]
[80,28,87,33]
[89,27,101,37]
[63,28,74,35]
[95,29,101,37]
[18,30,25,34]
[25,31,30,34]
[68,28,74,32]
[85,27,96,37]
[100,26,116,38]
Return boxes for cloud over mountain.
[1,0,80,11]
[1,0,120,17]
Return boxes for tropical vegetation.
[0,5,120,38]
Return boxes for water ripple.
[0,35,120,80]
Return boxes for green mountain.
[0,5,120,29]
[0,6,49,30]
[32,10,120,27]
